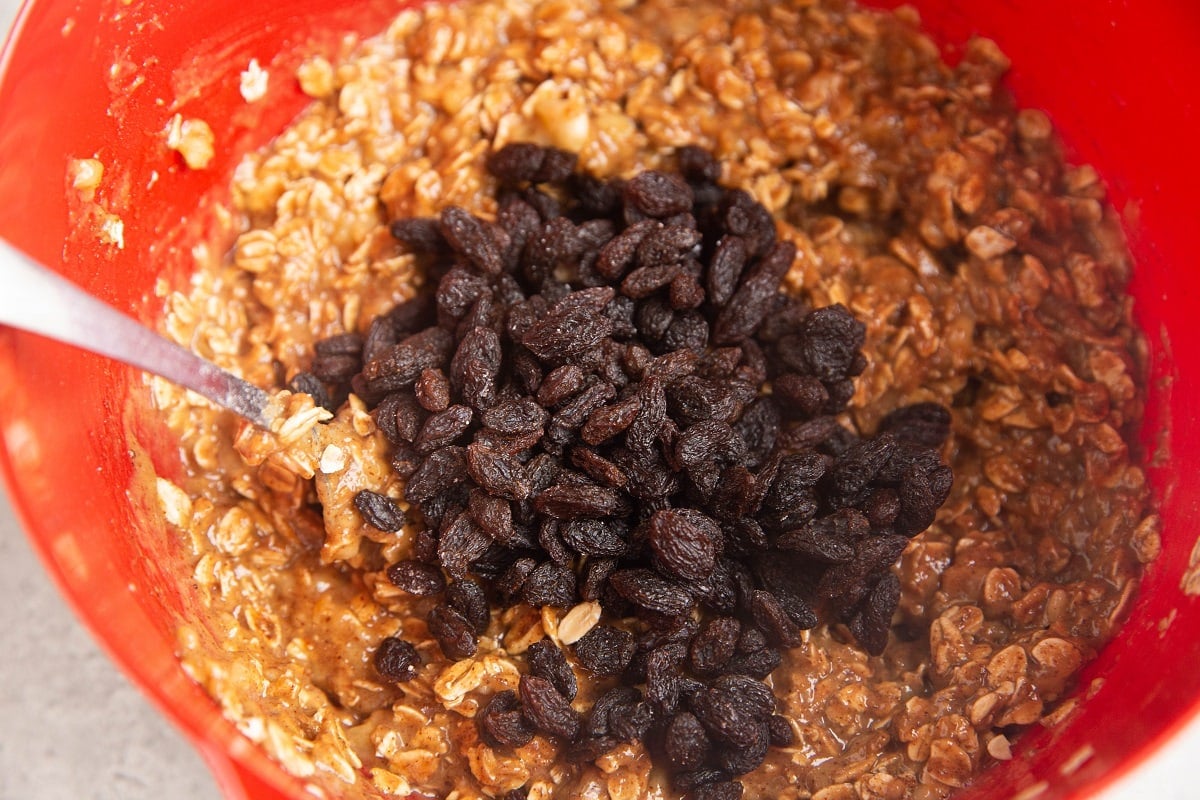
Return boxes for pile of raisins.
[298,143,953,799]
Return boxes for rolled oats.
[153,0,1157,797]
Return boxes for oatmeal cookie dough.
[154,0,1154,797]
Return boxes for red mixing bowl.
[1,1,1197,798]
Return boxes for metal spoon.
[0,237,272,428]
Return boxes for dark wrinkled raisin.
[451,327,502,410]
[487,142,549,184]
[581,395,641,445]
[609,698,656,742]
[848,573,901,656]
[665,711,712,771]
[750,590,802,648]
[469,489,515,544]
[692,675,774,748]
[463,442,530,500]
[673,769,729,793]
[687,781,744,800]
[287,372,333,413]
[415,368,451,412]
[719,189,776,257]
[715,725,768,774]
[625,171,694,218]
[522,561,576,608]
[373,637,420,682]
[428,605,478,660]
[527,639,578,701]
[537,364,586,406]
[793,304,866,381]
[726,647,782,679]
[636,225,702,269]
[705,235,748,308]
[447,579,491,634]
[689,617,741,677]
[580,557,618,602]
[677,145,722,184]
[520,674,581,740]
[375,392,425,444]
[711,241,796,345]
[521,288,615,363]
[386,560,446,596]
[414,404,474,454]
[440,206,504,275]
[438,513,493,579]
[645,643,684,713]
[483,396,548,435]
[767,715,794,747]
[479,689,535,748]
[496,557,537,600]
[573,625,636,677]
[645,508,720,581]
[390,217,449,253]
[608,568,694,617]
[560,517,628,557]
[534,482,624,519]
[353,490,406,532]
[772,373,828,419]
[571,447,627,488]
[364,327,455,393]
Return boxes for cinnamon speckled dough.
[152,0,1155,797]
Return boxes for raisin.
[848,573,901,656]
[687,782,744,800]
[537,364,587,406]
[520,674,581,740]
[527,639,578,701]
[483,396,548,435]
[522,561,576,608]
[479,689,536,748]
[451,326,502,410]
[415,368,452,412]
[353,490,407,532]
[711,241,796,344]
[533,483,625,519]
[465,443,532,501]
[573,625,636,677]
[438,512,493,579]
[625,171,694,218]
[414,404,474,454]
[446,579,491,635]
[373,637,420,682]
[608,568,694,617]
[645,508,720,582]
[428,605,478,660]
[581,395,642,445]
[559,518,629,557]
[689,617,741,677]
[705,235,748,308]
[750,590,802,648]
[521,288,615,363]
[363,327,454,393]
[439,206,504,275]
[665,712,712,771]
[767,715,795,747]
[386,560,446,596]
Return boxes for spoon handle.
[0,237,271,428]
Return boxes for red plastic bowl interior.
[1,1,1198,798]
